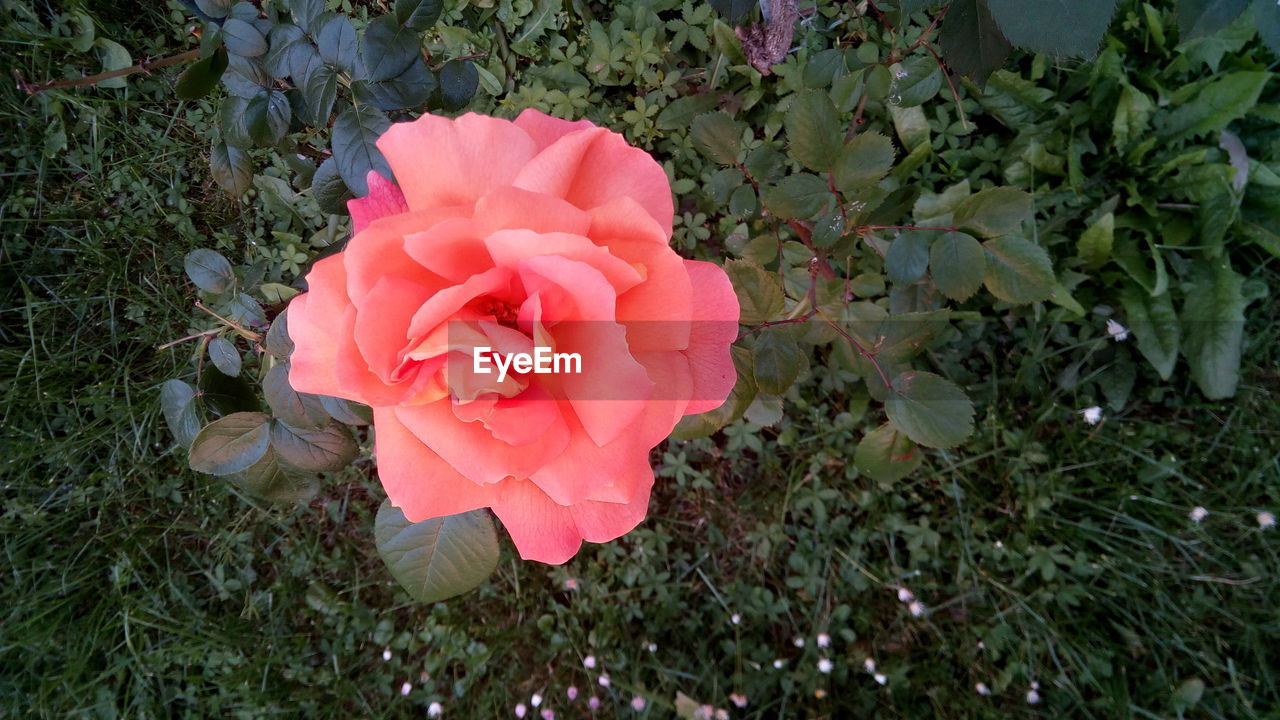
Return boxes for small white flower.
[1106,319,1129,341]
[630,696,646,711]
[428,702,443,717]
[773,659,785,669]
[908,600,925,617]
[817,658,833,674]
[1079,406,1103,425]
[816,632,831,648]
[647,643,657,653]
[564,578,579,590]
[863,658,877,673]
[1190,506,1209,523]
[588,696,600,711]
[400,682,412,696]
[515,703,527,718]
[874,673,887,685]
[994,541,1003,549]
[975,682,991,696]
[1031,681,1040,690]
[541,710,555,720]
[714,710,730,720]
[382,648,392,662]
[897,587,914,603]
[567,687,578,701]
[793,636,805,648]
[694,705,713,720]
[730,613,741,625]
[729,693,748,708]
[1259,511,1276,529]
[598,674,611,688]
[583,655,597,669]
[531,693,543,708]
[894,67,908,79]
[1027,689,1041,705]
[977,641,986,649]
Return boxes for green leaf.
[176,47,228,100]
[270,419,357,472]
[184,248,235,294]
[885,232,931,285]
[195,0,233,18]
[437,58,478,111]
[929,231,985,301]
[691,112,742,165]
[884,371,974,448]
[320,395,373,426]
[656,94,722,130]
[314,14,357,72]
[160,379,202,449]
[762,174,832,219]
[68,10,95,52]
[832,132,895,193]
[888,56,943,107]
[375,502,500,603]
[1182,260,1249,399]
[985,0,1117,58]
[361,15,421,82]
[395,0,444,32]
[264,364,331,429]
[353,59,435,111]
[854,422,922,482]
[189,412,272,475]
[225,292,266,327]
[264,23,307,77]
[1257,0,1280,54]
[1156,71,1269,142]
[753,330,808,395]
[331,105,392,196]
[1114,235,1168,297]
[725,260,785,325]
[952,187,1033,237]
[286,0,324,32]
[1077,212,1114,268]
[221,53,270,98]
[810,212,846,249]
[199,367,259,416]
[312,156,354,215]
[938,0,1012,84]
[208,337,242,377]
[223,17,267,57]
[210,140,252,198]
[709,0,755,23]
[785,89,841,172]
[93,38,132,89]
[230,448,320,503]
[298,54,338,125]
[982,236,1055,304]
[263,310,294,359]
[1171,677,1206,712]
[222,90,291,148]
[1177,0,1249,39]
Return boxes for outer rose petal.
[344,208,465,305]
[681,260,741,415]
[513,108,597,151]
[373,406,495,521]
[396,400,571,485]
[377,113,538,211]
[290,255,385,403]
[348,170,408,236]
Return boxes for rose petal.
[517,255,618,322]
[486,229,642,295]
[474,186,592,237]
[512,108,597,151]
[452,383,561,446]
[680,260,741,414]
[403,218,492,284]
[349,170,409,236]
[374,406,495,521]
[353,275,435,382]
[553,321,652,448]
[345,208,464,304]
[288,255,352,398]
[396,400,571,485]
[609,237,693,353]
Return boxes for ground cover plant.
[2,0,1278,718]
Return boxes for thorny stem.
[16,49,200,94]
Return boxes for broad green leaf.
[160,379,202,448]
[353,59,435,111]
[854,422,922,482]
[189,411,272,475]
[985,0,1117,58]
[361,15,421,82]
[1114,235,1168,297]
[709,0,755,24]
[225,292,266,327]
[938,0,1011,84]
[1097,350,1137,411]
[1112,82,1155,151]
[884,371,974,448]
[320,395,373,426]
[437,58,478,111]
[1156,72,1268,142]
[810,212,846,249]
[930,231,985,301]
[208,337,242,377]
[287,0,324,32]
[264,364,330,429]
[656,94,722,130]
[375,502,500,603]
[314,14,357,72]
[184,248,235,294]
[395,0,444,31]
[691,112,742,165]
[762,174,831,219]
[1077,212,1114,268]
[262,309,294,359]
[221,53,271,98]
[210,140,252,198]
[264,23,307,76]
[889,104,931,149]
[869,310,952,363]
[223,18,266,57]
[1182,260,1249,399]
[222,90,291,148]
[982,236,1055,304]
[785,89,841,171]
[68,10,94,52]
[312,156,354,215]
[199,367,259,416]
[1171,677,1207,711]
[885,232,931,285]
[299,59,338,126]
[725,260,785,325]
[331,105,392,196]
[93,38,132,89]
[1258,0,1280,54]
[832,132,894,193]
[1177,0,1249,39]
[230,448,320,503]
[744,393,785,426]
[176,48,228,100]
[270,419,358,472]
[195,0,233,18]
[753,330,808,395]
[888,56,942,107]
[952,187,1033,237]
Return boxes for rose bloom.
[288,110,739,563]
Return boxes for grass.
[3,2,1279,719]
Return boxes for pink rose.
[287,110,739,563]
